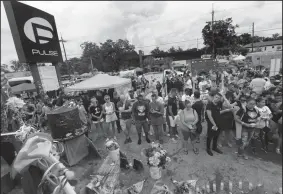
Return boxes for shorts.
[168,116,178,127]
[135,120,149,134]
[105,113,117,123]
[92,118,104,124]
[181,130,197,141]
[120,119,132,131]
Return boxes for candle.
[206,184,210,193]
[229,181,233,192]
[196,187,200,193]
[220,182,224,191]
[239,181,242,190]
[249,182,253,190]
[213,182,216,192]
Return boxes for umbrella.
[11,83,36,94]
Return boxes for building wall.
[246,51,282,68]
[248,44,282,52]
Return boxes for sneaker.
[217,144,223,148]
[206,149,213,156]
[170,138,177,143]
[146,137,151,143]
[124,138,129,144]
[212,148,223,154]
[138,139,142,145]
[196,137,200,143]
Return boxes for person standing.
[112,92,122,133]
[192,91,204,143]
[205,93,232,156]
[117,95,133,144]
[235,98,260,162]
[103,95,118,139]
[166,88,179,143]
[184,75,193,96]
[89,98,104,139]
[156,81,163,97]
[77,99,88,126]
[179,100,199,154]
[149,94,164,144]
[132,94,151,145]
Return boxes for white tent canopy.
[233,55,246,61]
[65,74,131,92]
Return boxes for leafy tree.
[10,60,30,72]
[150,47,167,55]
[1,64,11,73]
[143,56,155,71]
[80,39,137,72]
[58,62,70,75]
[202,17,239,56]
[167,46,183,53]
[237,33,253,46]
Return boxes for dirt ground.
[9,121,282,194]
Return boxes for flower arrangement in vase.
[143,142,171,179]
[105,138,120,162]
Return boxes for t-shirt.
[255,106,271,128]
[205,101,222,127]
[181,94,193,102]
[89,105,103,121]
[236,107,260,128]
[149,101,164,125]
[192,100,204,125]
[249,78,266,94]
[132,101,149,121]
[199,81,208,91]
[166,97,178,116]
[185,79,193,89]
[117,100,132,120]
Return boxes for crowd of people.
[3,67,282,165]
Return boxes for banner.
[38,66,59,91]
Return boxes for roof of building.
[243,40,282,48]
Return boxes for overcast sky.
[1,1,282,65]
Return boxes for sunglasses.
[105,98,110,100]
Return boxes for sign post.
[3,1,63,96]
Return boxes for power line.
[63,28,282,57]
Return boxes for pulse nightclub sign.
[3,1,63,63]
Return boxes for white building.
[244,40,282,52]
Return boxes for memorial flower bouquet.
[144,142,171,168]
[172,179,197,194]
[105,138,120,151]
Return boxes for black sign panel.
[3,1,63,63]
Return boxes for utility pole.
[197,38,199,50]
[90,57,94,73]
[59,33,71,76]
[251,22,254,52]
[211,3,215,58]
